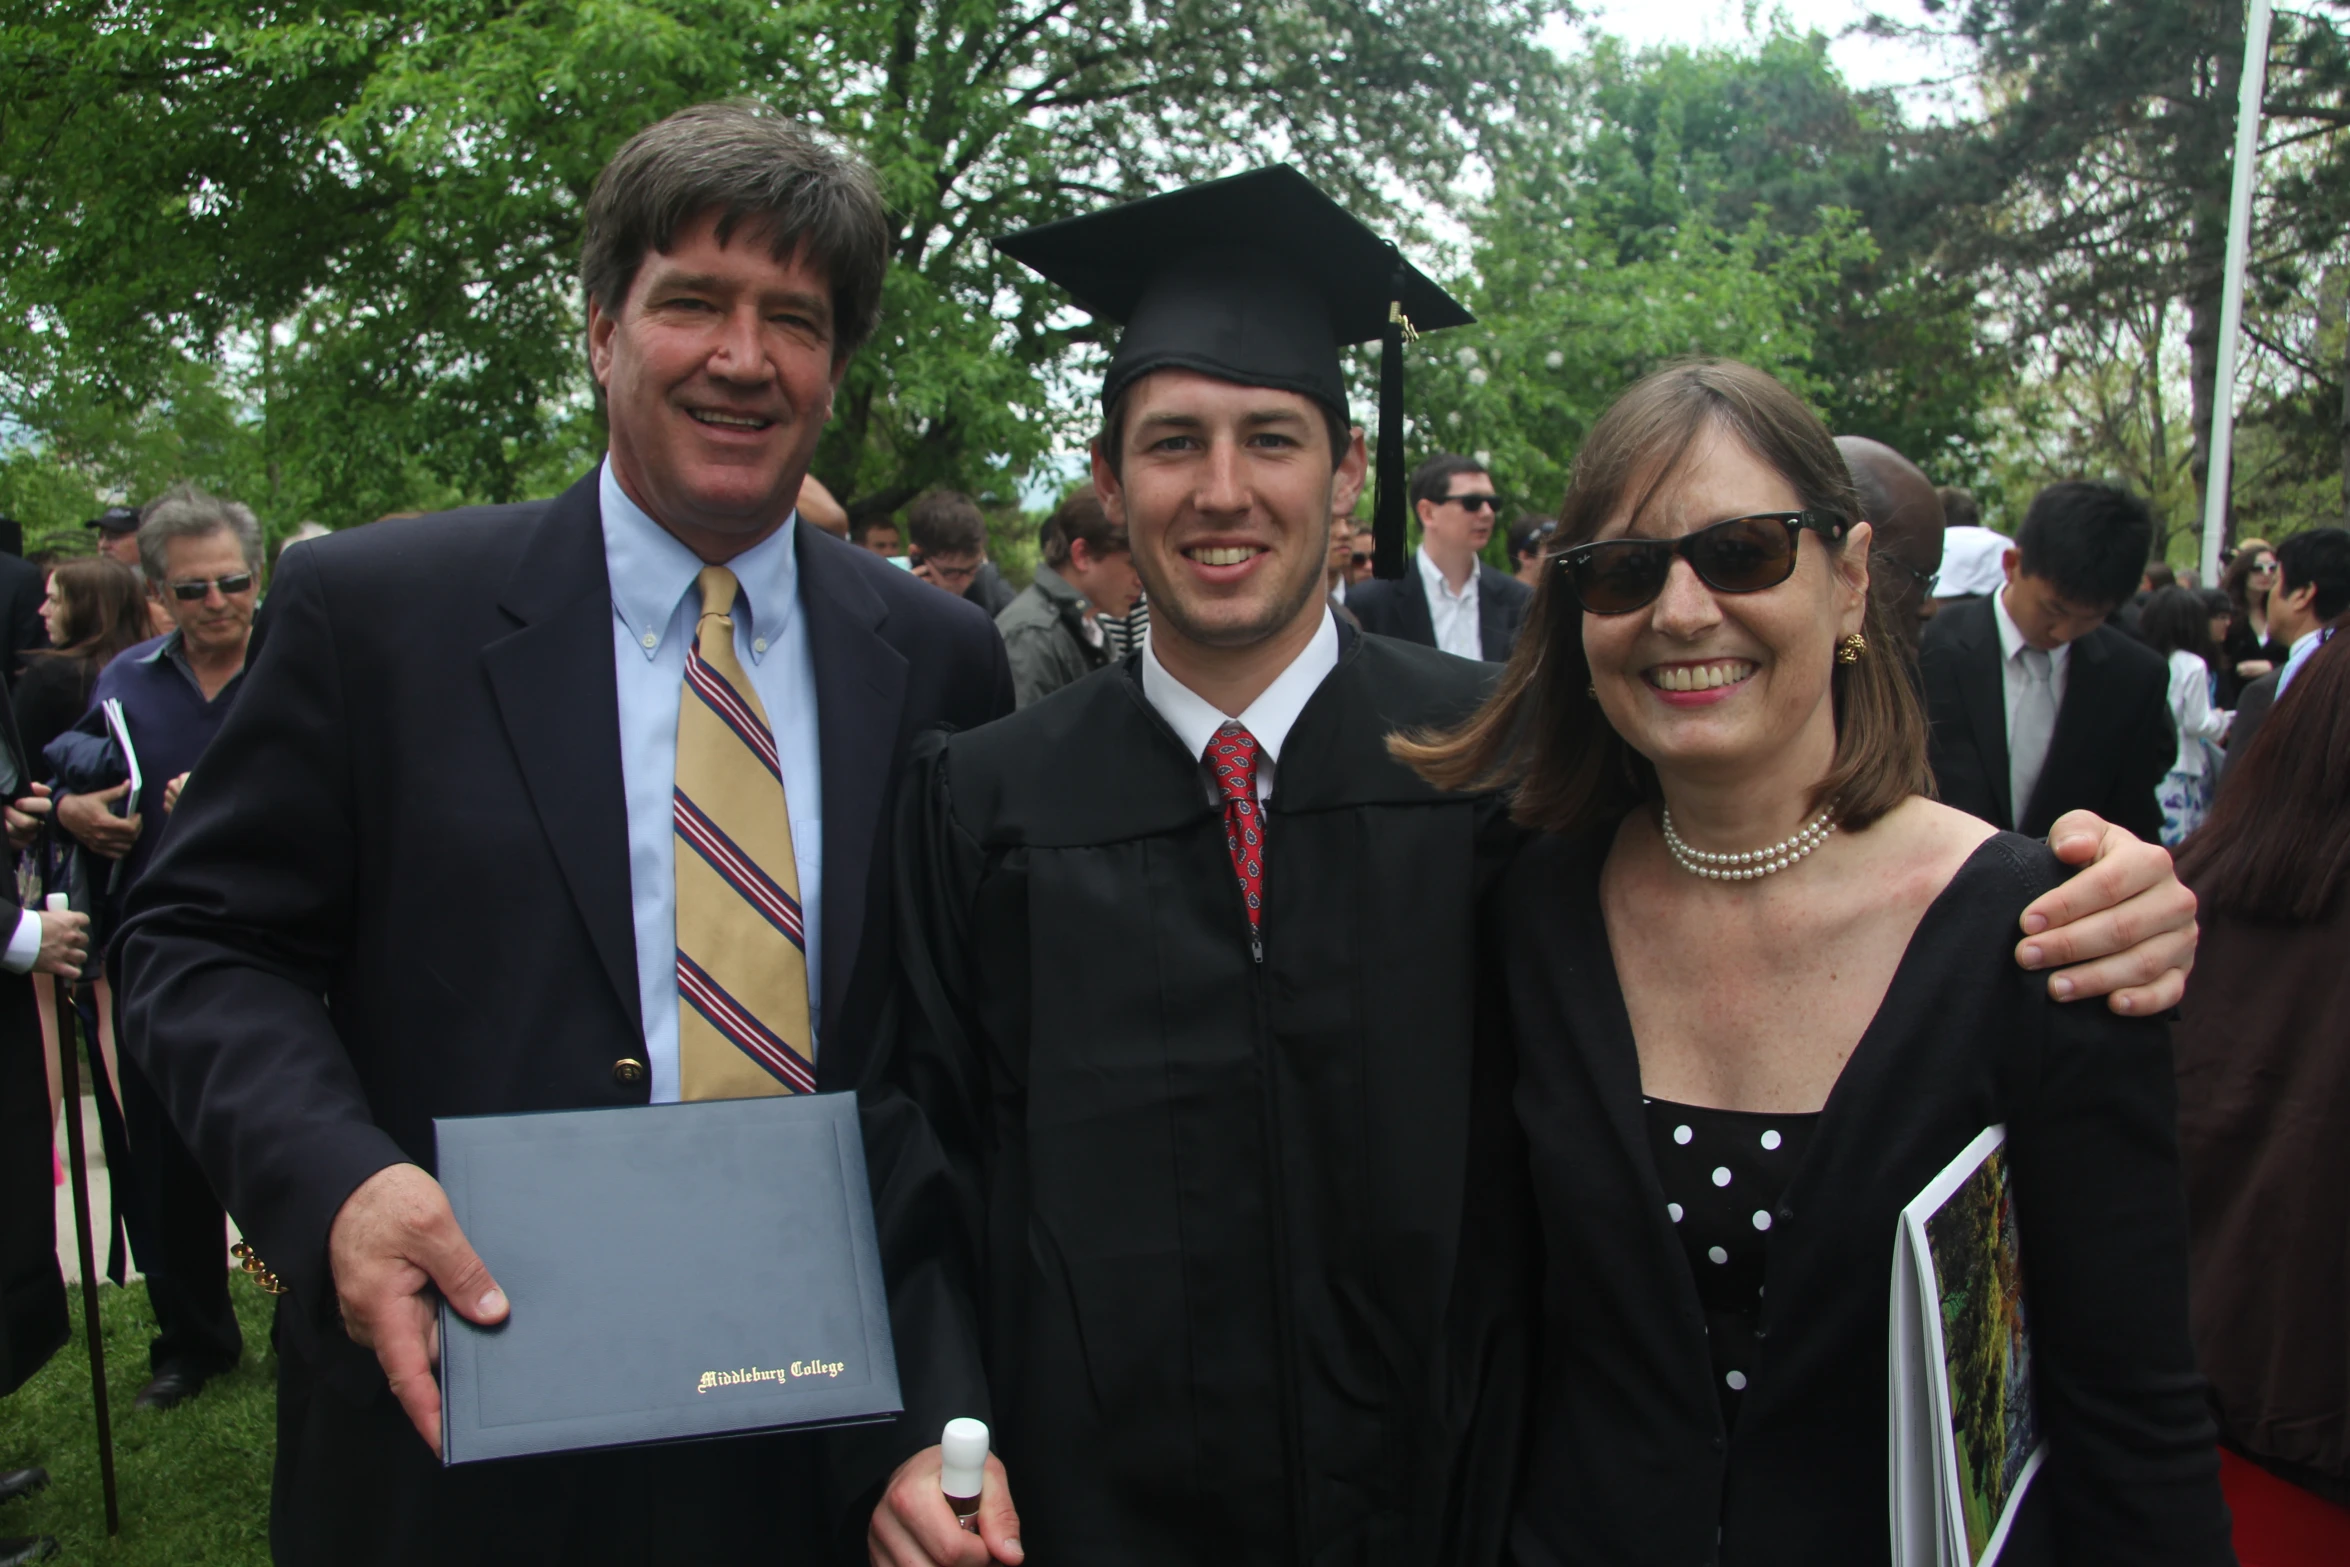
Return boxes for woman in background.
[2219,540,2288,695]
[1404,359,2231,1566]
[17,557,153,763]
[14,555,150,1210]
[2139,585,2232,846]
[2174,625,2350,1541]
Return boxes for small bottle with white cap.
[939,1417,989,1533]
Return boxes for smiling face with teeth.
[1582,424,1872,794]
[589,209,847,563]
[1094,369,1365,706]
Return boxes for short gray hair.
[138,483,264,583]
[580,102,891,360]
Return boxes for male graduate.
[865,170,2204,1567]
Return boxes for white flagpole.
[2201,0,2275,586]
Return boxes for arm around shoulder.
[113,543,407,1325]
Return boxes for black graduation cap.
[993,166,1473,580]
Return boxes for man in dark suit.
[1346,453,1531,660]
[0,523,46,688]
[2222,529,2350,780]
[114,105,1011,1566]
[1919,481,2174,843]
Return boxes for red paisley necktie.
[1207,722,1266,940]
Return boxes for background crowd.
[0,3,2347,1563]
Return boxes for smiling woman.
[1394,359,2234,1567]
[1397,358,1923,832]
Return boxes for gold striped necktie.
[673,565,812,1099]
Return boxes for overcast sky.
[1552,1,1982,118]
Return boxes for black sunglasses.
[167,572,256,601]
[1445,493,1502,513]
[1554,511,1850,616]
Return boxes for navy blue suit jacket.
[115,472,1012,1564]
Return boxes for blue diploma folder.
[433,1093,901,1465]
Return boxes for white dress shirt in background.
[1416,546,1481,660]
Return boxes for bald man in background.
[1837,436,1946,652]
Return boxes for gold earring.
[1836,633,1866,666]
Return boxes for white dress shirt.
[1,911,41,975]
[601,460,824,1103]
[1416,546,1482,660]
[2278,626,2330,698]
[1141,608,1340,804]
[1993,586,2071,818]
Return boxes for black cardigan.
[1502,827,2234,1567]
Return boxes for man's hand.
[163,772,189,813]
[328,1162,509,1457]
[56,784,141,859]
[5,782,52,850]
[870,1445,1022,1566]
[33,908,88,980]
[2017,810,2198,1015]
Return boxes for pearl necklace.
[1661,807,1836,881]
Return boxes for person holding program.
[867,171,2206,1567]
[1403,360,2232,1566]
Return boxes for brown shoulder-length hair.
[35,556,150,670]
[1394,358,1928,833]
[2175,618,2350,921]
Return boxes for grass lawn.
[2,1279,277,1563]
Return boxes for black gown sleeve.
[864,732,996,1454]
[2006,978,2234,1565]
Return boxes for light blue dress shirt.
[601,459,824,1103]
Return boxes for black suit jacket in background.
[0,552,49,688]
[1917,594,2173,843]
[2220,668,2279,784]
[114,471,1012,1565]
[1346,559,1532,662]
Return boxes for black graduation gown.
[890,628,1536,1566]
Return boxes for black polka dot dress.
[1643,1096,1820,1433]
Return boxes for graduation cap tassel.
[1372,275,1416,581]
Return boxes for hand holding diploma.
[329,1162,510,1456]
[869,1426,1022,1567]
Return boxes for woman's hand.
[2015,812,2195,1015]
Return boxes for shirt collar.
[132,630,181,667]
[1992,583,2070,675]
[1416,545,1476,603]
[600,457,801,658]
[1141,607,1340,766]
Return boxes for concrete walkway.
[51,1090,243,1287]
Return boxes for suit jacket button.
[612,1057,647,1086]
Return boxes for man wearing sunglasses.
[1346,453,1532,661]
[50,482,262,1417]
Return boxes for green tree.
[1410,33,1892,520]
[1919,0,2350,551]
[0,0,1558,530]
